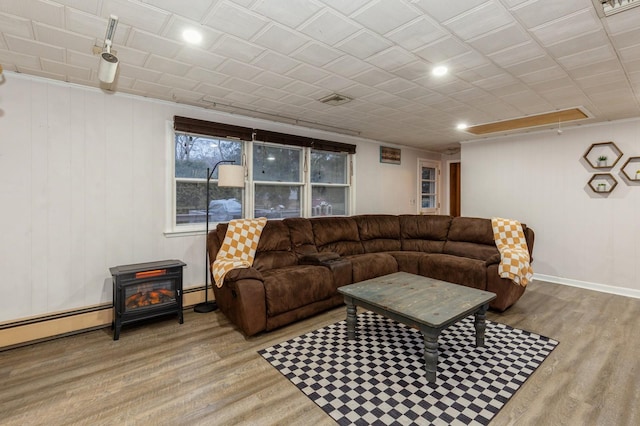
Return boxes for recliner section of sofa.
[207,214,534,336]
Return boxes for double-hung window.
[310,150,350,216]
[174,133,243,228]
[252,143,303,219]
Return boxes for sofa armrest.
[485,254,501,266]
[299,252,341,265]
[221,267,264,283]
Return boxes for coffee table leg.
[474,304,489,347]
[345,297,357,340]
[422,328,439,383]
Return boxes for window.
[169,118,356,233]
[418,159,440,215]
[174,133,243,227]
[253,143,303,219]
[310,150,349,216]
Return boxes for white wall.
[461,119,640,296]
[0,73,435,323]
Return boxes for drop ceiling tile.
[351,67,394,86]
[163,16,223,50]
[322,55,370,77]
[253,24,309,55]
[366,46,416,72]
[298,9,360,46]
[176,47,226,70]
[575,69,627,89]
[504,55,558,76]
[413,36,470,64]
[103,44,148,67]
[279,93,313,107]
[545,29,609,58]
[66,49,99,69]
[286,63,330,84]
[217,58,263,80]
[251,51,301,73]
[33,23,95,54]
[411,0,487,22]
[445,51,489,71]
[391,61,432,80]
[103,0,170,33]
[132,79,173,96]
[619,44,640,62]
[129,30,183,58]
[218,77,262,93]
[518,66,568,85]
[558,45,617,70]
[253,86,288,100]
[140,0,215,22]
[320,0,371,17]
[282,80,323,97]
[186,67,227,85]
[340,83,378,98]
[511,0,590,29]
[170,87,206,103]
[145,54,192,76]
[488,41,545,68]
[375,77,420,94]
[5,35,65,62]
[624,58,640,73]
[335,30,393,60]
[16,65,65,81]
[396,86,433,100]
[117,62,163,82]
[443,2,514,41]
[212,35,265,62]
[292,42,343,67]
[316,74,355,92]
[529,9,601,47]
[611,27,640,50]
[472,73,519,91]
[350,0,420,35]
[158,73,199,90]
[251,71,294,89]
[467,24,530,55]
[567,58,624,79]
[0,12,33,39]
[530,76,579,93]
[40,58,90,79]
[65,8,115,42]
[195,82,234,98]
[252,0,323,28]
[223,90,261,104]
[385,17,446,51]
[204,2,269,40]
[1,0,64,26]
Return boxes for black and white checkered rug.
[259,311,558,425]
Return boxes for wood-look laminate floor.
[1,280,639,426]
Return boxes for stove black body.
[110,260,185,340]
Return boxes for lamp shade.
[218,164,244,187]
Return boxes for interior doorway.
[449,162,461,217]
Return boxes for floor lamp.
[194,160,245,313]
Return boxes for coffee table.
[338,272,497,383]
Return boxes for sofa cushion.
[311,217,364,256]
[347,253,398,282]
[284,217,317,257]
[443,241,499,262]
[252,221,297,272]
[388,251,426,275]
[263,265,335,316]
[400,215,451,253]
[447,217,495,245]
[354,215,401,253]
[419,253,487,290]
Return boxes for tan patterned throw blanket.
[491,217,533,287]
[212,217,267,288]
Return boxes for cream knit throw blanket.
[212,217,267,288]
[491,217,533,287]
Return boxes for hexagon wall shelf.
[583,142,623,169]
[620,156,640,181]
[588,173,618,194]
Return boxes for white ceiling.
[1,0,640,150]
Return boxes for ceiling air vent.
[600,0,640,16]
[319,93,352,106]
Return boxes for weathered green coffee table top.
[338,272,496,328]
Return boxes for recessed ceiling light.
[456,123,468,130]
[432,65,448,77]
[183,29,202,44]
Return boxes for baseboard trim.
[534,273,640,300]
[0,287,212,351]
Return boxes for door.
[449,162,461,216]
[418,159,440,215]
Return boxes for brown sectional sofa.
[207,214,534,336]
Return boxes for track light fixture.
[98,15,119,84]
